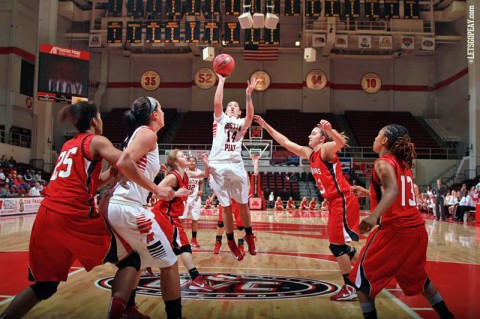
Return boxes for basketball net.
[250,154,261,176]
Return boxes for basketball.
[213,53,235,77]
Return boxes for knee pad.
[237,225,244,231]
[116,251,141,271]
[329,244,349,257]
[217,221,224,228]
[180,245,192,254]
[30,281,59,300]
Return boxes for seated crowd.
[0,155,47,198]
[417,183,478,222]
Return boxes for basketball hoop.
[250,153,261,176]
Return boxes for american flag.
[243,40,279,61]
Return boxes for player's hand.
[154,186,175,201]
[246,77,259,95]
[159,163,168,173]
[317,119,332,132]
[216,73,226,82]
[351,185,369,198]
[175,187,190,197]
[253,115,266,128]
[359,214,378,234]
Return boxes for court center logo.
[96,273,338,300]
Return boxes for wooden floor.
[0,209,479,319]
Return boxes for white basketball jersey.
[112,126,160,205]
[187,169,200,199]
[208,112,245,164]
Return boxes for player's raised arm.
[214,74,226,118]
[254,115,313,160]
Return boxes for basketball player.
[213,199,246,256]
[180,155,206,248]
[0,101,173,319]
[208,74,258,261]
[286,196,296,209]
[254,115,360,301]
[152,149,215,292]
[105,97,182,319]
[350,124,454,319]
[275,197,284,210]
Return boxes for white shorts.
[106,199,177,269]
[181,196,202,220]
[209,162,249,207]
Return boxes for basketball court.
[1,209,478,318]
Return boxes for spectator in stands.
[0,168,5,181]
[309,197,317,210]
[455,190,475,222]
[443,190,453,219]
[24,169,33,183]
[39,181,48,196]
[433,179,447,221]
[35,170,43,182]
[447,190,459,219]
[299,197,308,210]
[275,196,284,210]
[0,154,9,168]
[267,191,275,209]
[475,181,480,192]
[286,196,296,209]
[16,174,31,194]
[426,186,433,198]
[0,183,10,197]
[29,182,41,197]
[8,156,17,167]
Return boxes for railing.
[157,144,459,160]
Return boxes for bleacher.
[262,110,340,164]
[345,110,444,156]
[172,111,212,146]
[259,172,300,201]
[102,108,177,145]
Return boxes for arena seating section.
[259,172,301,201]
[345,110,445,157]
[172,111,212,146]
[102,108,177,144]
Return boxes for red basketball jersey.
[309,149,351,201]
[152,170,189,218]
[41,133,102,218]
[370,154,424,228]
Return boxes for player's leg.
[179,247,215,292]
[422,280,454,319]
[160,262,182,319]
[190,198,201,247]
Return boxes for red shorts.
[350,225,428,297]
[154,212,190,254]
[29,206,130,282]
[218,200,244,227]
[328,194,359,243]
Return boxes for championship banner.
[185,0,201,16]
[126,21,143,44]
[165,0,182,17]
[325,0,341,17]
[244,28,261,45]
[203,0,221,17]
[345,0,360,18]
[107,0,123,17]
[284,0,301,16]
[145,20,162,44]
[247,0,262,14]
[305,0,321,17]
[384,0,400,18]
[146,0,162,18]
[185,21,201,43]
[0,197,42,216]
[203,21,220,44]
[225,0,241,15]
[224,22,241,44]
[107,21,123,45]
[165,21,181,43]
[264,25,280,45]
[404,0,419,19]
[365,0,380,18]
[126,0,144,18]
[265,0,281,15]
